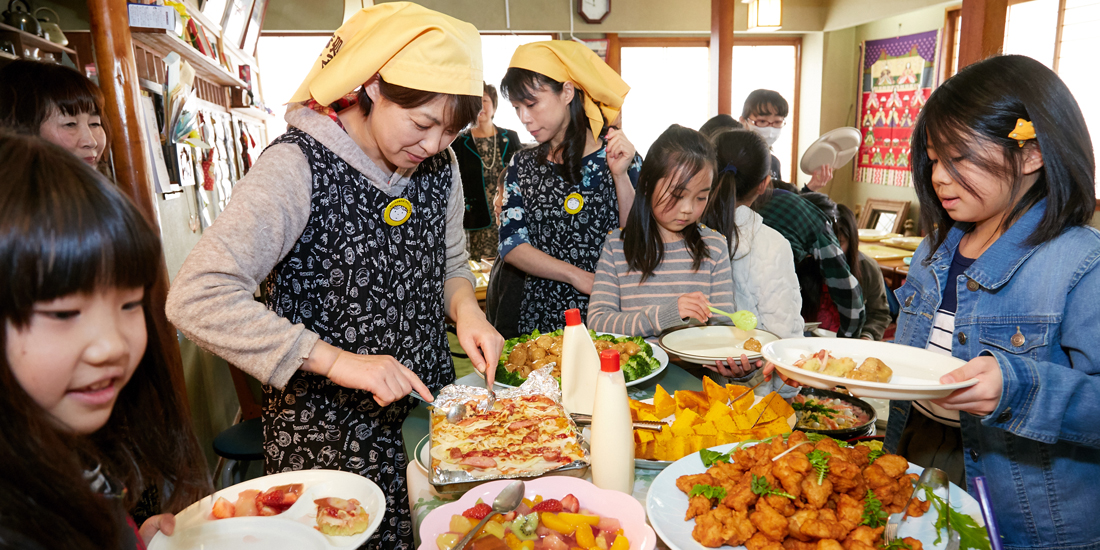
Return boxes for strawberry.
[462,502,493,519]
[531,499,563,513]
[561,494,579,513]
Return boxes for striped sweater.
[587,226,736,337]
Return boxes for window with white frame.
[730,44,798,183]
[620,45,711,158]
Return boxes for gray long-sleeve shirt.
[165,104,474,390]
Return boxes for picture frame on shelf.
[191,21,213,58]
[858,198,910,234]
[240,0,268,55]
[200,0,229,26]
[221,0,254,53]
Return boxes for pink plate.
[417,477,656,550]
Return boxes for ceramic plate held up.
[147,470,385,550]
[800,127,861,175]
[657,325,780,366]
[762,338,977,400]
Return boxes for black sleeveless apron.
[260,127,455,549]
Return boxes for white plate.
[800,127,862,174]
[858,228,889,241]
[647,441,984,550]
[489,333,669,390]
[657,326,780,365]
[148,470,386,550]
[418,477,657,550]
[762,338,978,400]
[414,434,431,474]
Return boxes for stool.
[212,417,264,488]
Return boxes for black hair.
[355,76,481,134]
[796,193,843,322]
[834,203,861,281]
[699,114,743,141]
[500,67,595,188]
[484,82,498,110]
[911,55,1095,252]
[703,129,771,255]
[0,59,108,147]
[0,134,211,549]
[741,89,789,120]
[622,125,716,282]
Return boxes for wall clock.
[578,0,611,24]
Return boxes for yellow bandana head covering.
[290,2,482,106]
[508,41,629,141]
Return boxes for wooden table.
[858,243,913,290]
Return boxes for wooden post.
[605,33,621,74]
[957,0,1008,69]
[87,0,190,412]
[711,0,735,115]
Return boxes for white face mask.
[752,125,782,146]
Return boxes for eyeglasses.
[747,117,787,129]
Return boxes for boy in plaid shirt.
[758,190,866,338]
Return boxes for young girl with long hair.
[767,55,1100,549]
[586,124,733,337]
[0,134,210,549]
[498,40,639,333]
[834,203,890,340]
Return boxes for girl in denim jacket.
[886,55,1100,550]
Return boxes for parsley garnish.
[924,487,992,550]
[792,400,840,424]
[689,483,727,500]
[699,448,734,468]
[867,449,885,464]
[750,475,794,499]
[861,489,888,528]
[806,433,849,447]
[806,450,831,485]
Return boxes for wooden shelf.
[132,28,246,89]
[231,106,277,123]
[0,50,16,61]
[0,22,77,57]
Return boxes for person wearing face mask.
[739,89,833,194]
[165,5,503,548]
[0,60,108,168]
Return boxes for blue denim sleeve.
[983,259,1100,449]
[497,159,529,260]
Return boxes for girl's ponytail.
[704,130,771,253]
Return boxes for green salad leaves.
[750,475,794,499]
[924,487,992,550]
[495,329,659,386]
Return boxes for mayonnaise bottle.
[561,308,600,415]
[590,349,635,494]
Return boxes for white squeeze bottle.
[590,349,635,494]
[561,308,601,415]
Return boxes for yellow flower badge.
[564,192,584,215]
[384,198,412,226]
[1008,119,1035,147]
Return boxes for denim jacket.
[884,201,1100,550]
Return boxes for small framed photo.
[221,0,255,53]
[203,28,221,63]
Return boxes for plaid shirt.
[758,190,866,338]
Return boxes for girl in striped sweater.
[587,124,736,337]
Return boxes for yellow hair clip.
[1008,119,1035,147]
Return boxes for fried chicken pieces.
[677,432,929,549]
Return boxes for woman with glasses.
[739,89,833,193]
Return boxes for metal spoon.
[409,392,467,424]
[454,480,526,550]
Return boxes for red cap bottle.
[599,349,621,372]
[564,308,582,326]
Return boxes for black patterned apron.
[260,128,455,549]
[514,148,621,334]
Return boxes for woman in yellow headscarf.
[165,4,502,547]
[497,40,638,334]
